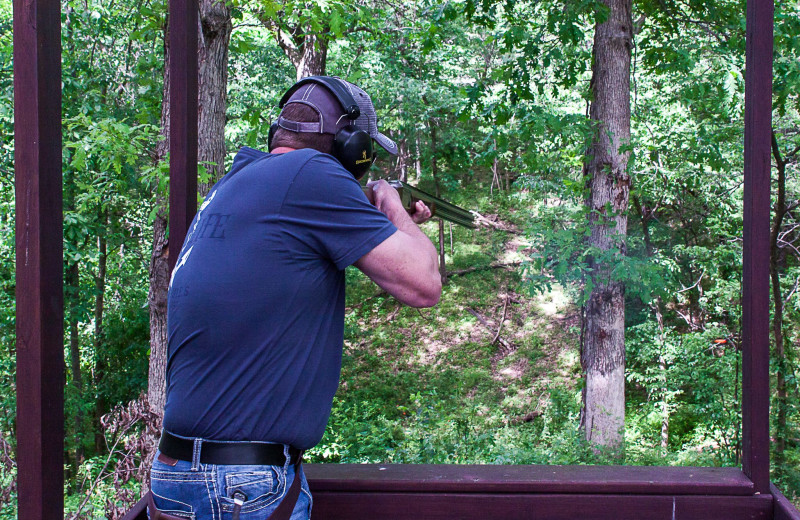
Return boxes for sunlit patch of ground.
[534,283,571,317]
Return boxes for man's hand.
[366,179,402,213]
[367,180,432,225]
[409,200,432,224]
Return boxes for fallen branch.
[510,410,544,425]
[468,307,513,352]
[491,293,510,345]
[471,211,522,234]
[449,261,523,277]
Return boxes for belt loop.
[191,438,203,471]
[282,444,291,471]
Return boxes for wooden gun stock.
[363,180,475,228]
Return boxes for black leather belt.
[158,430,302,466]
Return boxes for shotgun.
[363,180,476,229]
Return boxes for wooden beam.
[771,483,800,520]
[168,0,198,271]
[13,0,64,519]
[120,496,148,520]
[310,492,773,520]
[305,464,754,496]
[741,0,774,494]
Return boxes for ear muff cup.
[267,122,279,151]
[333,126,374,180]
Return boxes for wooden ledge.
[304,464,754,496]
[771,483,800,520]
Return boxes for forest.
[2,0,800,517]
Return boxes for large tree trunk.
[63,172,84,477]
[415,135,422,181]
[147,18,171,418]
[148,2,231,418]
[198,0,231,195]
[292,34,327,80]
[260,18,328,79]
[580,0,633,451]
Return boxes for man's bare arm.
[354,180,441,308]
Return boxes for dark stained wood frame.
[12,0,800,518]
[14,0,64,518]
[167,0,198,273]
[741,0,774,495]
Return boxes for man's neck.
[270,146,297,154]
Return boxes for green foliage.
[3,0,800,512]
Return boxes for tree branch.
[448,261,523,278]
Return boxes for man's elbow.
[406,277,442,308]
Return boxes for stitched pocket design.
[150,490,197,520]
[220,469,282,513]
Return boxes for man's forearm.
[355,180,442,307]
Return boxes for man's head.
[269,76,398,178]
[270,102,335,154]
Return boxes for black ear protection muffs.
[268,76,375,180]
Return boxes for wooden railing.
[124,464,800,520]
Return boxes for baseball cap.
[278,77,398,155]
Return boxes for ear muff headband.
[278,76,361,119]
[270,76,374,179]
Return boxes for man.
[148,76,441,520]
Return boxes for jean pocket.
[150,467,208,520]
[219,467,283,513]
[150,491,196,520]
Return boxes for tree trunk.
[770,130,789,463]
[415,135,422,181]
[491,139,500,195]
[293,34,328,80]
[261,18,328,80]
[429,121,447,285]
[198,0,231,195]
[64,171,83,475]
[148,16,172,419]
[396,135,408,182]
[94,213,108,451]
[66,261,83,470]
[635,196,669,452]
[504,149,511,191]
[654,299,669,453]
[580,0,633,451]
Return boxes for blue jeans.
[149,445,312,520]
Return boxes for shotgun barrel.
[364,180,475,228]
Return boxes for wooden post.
[168,0,199,271]
[741,0,773,495]
[13,0,64,518]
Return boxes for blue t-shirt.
[163,147,396,449]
